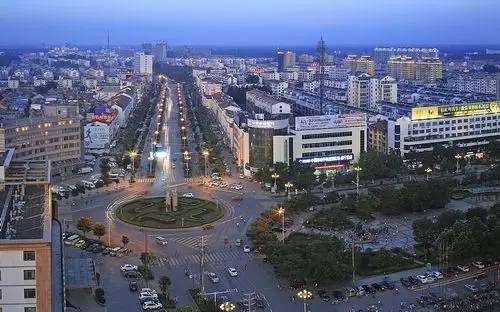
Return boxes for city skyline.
[1,0,500,46]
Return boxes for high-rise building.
[496,74,500,100]
[298,53,314,63]
[347,74,397,108]
[153,42,168,62]
[374,47,439,64]
[387,55,416,80]
[141,42,153,54]
[134,52,153,75]
[344,55,375,75]
[277,51,296,71]
[0,146,63,312]
[415,58,443,82]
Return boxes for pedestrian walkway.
[156,249,254,267]
[135,177,155,183]
[169,235,213,249]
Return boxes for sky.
[0,0,499,47]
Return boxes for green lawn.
[116,197,224,229]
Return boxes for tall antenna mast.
[316,36,326,115]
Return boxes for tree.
[158,276,171,295]
[93,223,106,240]
[412,218,437,252]
[77,217,93,237]
[121,235,130,247]
[486,140,500,161]
[140,252,154,267]
[100,158,111,185]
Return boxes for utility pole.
[200,235,206,293]
[317,36,326,115]
[351,241,355,285]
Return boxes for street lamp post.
[425,167,432,181]
[454,154,462,174]
[129,151,137,173]
[285,182,293,199]
[297,289,312,312]
[277,207,285,243]
[203,150,209,178]
[182,136,187,148]
[353,166,362,200]
[271,172,279,193]
[219,302,235,312]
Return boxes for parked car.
[317,290,330,302]
[381,281,395,290]
[120,264,138,272]
[227,267,238,277]
[235,239,242,247]
[464,284,479,292]
[457,265,470,272]
[142,301,162,310]
[344,288,357,297]
[472,261,485,269]
[182,192,194,198]
[208,272,219,283]
[400,277,412,288]
[243,245,251,253]
[129,281,138,292]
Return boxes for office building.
[277,51,296,71]
[391,102,500,156]
[134,52,153,75]
[153,42,167,62]
[415,58,443,82]
[0,149,63,312]
[0,101,82,178]
[344,55,375,75]
[387,56,415,80]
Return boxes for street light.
[203,150,209,178]
[219,302,235,312]
[425,167,432,181]
[297,289,312,312]
[285,182,293,199]
[129,151,137,172]
[353,166,362,199]
[277,207,285,243]
[454,154,462,174]
[271,172,279,191]
[182,136,187,148]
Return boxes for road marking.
[165,249,254,267]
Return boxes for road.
[58,76,500,312]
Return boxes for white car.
[457,265,470,272]
[243,245,251,253]
[120,264,138,272]
[140,291,158,299]
[207,272,219,283]
[239,174,245,179]
[227,267,238,277]
[472,261,485,269]
[182,193,194,198]
[141,288,157,294]
[155,236,168,245]
[416,274,433,284]
[432,271,444,279]
[142,301,162,310]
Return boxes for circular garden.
[116,197,224,229]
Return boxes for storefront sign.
[411,101,500,120]
[298,153,354,164]
[247,119,289,129]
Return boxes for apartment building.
[387,55,416,80]
[344,55,375,75]
[415,58,443,82]
[134,52,153,75]
[347,74,397,108]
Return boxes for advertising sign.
[298,153,354,164]
[84,124,110,149]
[295,113,366,131]
[246,119,289,129]
[411,101,500,120]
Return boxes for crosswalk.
[154,249,254,267]
[169,235,213,249]
[136,177,156,183]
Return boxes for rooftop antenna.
[316,36,326,115]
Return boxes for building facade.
[277,51,296,71]
[388,56,416,80]
[415,58,443,82]
[344,55,375,75]
[134,52,153,75]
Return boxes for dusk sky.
[1,0,499,47]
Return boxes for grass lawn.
[116,197,224,229]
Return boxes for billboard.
[411,101,500,121]
[298,153,354,164]
[246,119,289,129]
[84,124,110,149]
[295,113,366,131]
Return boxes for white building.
[303,81,319,92]
[268,80,289,96]
[391,102,500,156]
[347,74,397,108]
[7,79,19,89]
[298,71,315,82]
[261,71,280,81]
[134,52,153,75]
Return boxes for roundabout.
[115,196,225,229]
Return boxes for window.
[23,251,35,261]
[24,270,36,280]
[0,288,2,299]
[24,289,36,299]
[24,308,36,312]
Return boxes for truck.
[78,167,93,174]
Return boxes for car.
[239,174,245,179]
[381,281,395,290]
[243,245,251,253]
[355,286,366,296]
[446,266,460,277]
[464,284,479,292]
[227,267,238,277]
[431,271,444,279]
[317,290,330,302]
[140,291,158,299]
[400,277,413,288]
[120,264,138,272]
[362,284,375,294]
[332,290,346,301]
[472,261,485,269]
[155,236,168,245]
[457,265,470,272]
[92,245,105,253]
[142,301,162,310]
[407,276,419,286]
[182,193,194,198]
[74,239,86,248]
[344,288,357,297]
[129,281,138,292]
[207,272,219,283]
[124,271,141,279]
[141,288,157,294]
[235,239,242,247]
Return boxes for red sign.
[89,112,116,123]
